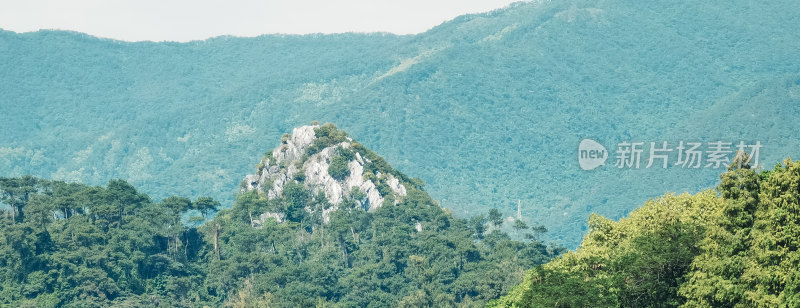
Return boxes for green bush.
[265,150,276,166]
[328,155,350,180]
[350,187,366,201]
[294,170,306,182]
[307,123,350,156]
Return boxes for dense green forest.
[0,159,560,306]
[6,142,800,307]
[3,0,800,306]
[492,156,800,307]
[3,0,799,247]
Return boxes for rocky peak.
[242,123,409,223]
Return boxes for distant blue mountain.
[2,0,799,247]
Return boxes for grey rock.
[242,124,411,223]
[253,212,285,228]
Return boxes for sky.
[0,0,521,42]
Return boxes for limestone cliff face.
[242,124,408,223]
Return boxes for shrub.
[350,187,366,201]
[265,150,276,166]
[337,146,355,161]
[294,170,306,182]
[307,123,349,156]
[328,155,350,180]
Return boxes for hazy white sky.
[0,0,521,42]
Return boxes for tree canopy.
[0,176,558,307]
[493,158,800,308]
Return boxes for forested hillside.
[2,0,799,247]
[0,126,560,307]
[493,156,800,307]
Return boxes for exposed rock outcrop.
[243,124,409,223]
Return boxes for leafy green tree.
[470,215,487,239]
[24,195,54,227]
[328,155,351,180]
[231,190,267,226]
[0,175,39,223]
[489,208,504,228]
[193,196,220,220]
[680,155,761,307]
[282,182,310,225]
[513,219,528,232]
[492,191,723,307]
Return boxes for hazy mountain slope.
[2,0,799,246]
[0,29,415,196]
[276,0,800,244]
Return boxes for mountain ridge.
[2,0,799,247]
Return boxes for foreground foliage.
[492,158,800,307]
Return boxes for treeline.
[0,176,561,307]
[492,157,800,307]
[0,176,214,307]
